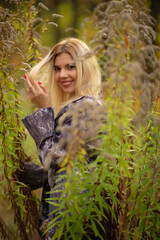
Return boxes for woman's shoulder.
[72,96,96,104]
[56,96,100,120]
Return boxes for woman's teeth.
[62,81,72,86]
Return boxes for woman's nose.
[60,68,68,78]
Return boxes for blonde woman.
[23,38,102,239]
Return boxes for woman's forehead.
[54,52,74,65]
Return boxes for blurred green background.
[0,0,160,238]
[1,0,160,48]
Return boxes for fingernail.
[38,81,42,85]
[24,74,27,79]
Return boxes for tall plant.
[47,0,160,239]
[0,0,56,239]
[91,1,160,238]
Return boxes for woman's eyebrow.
[54,62,75,67]
[66,62,75,66]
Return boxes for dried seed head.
[38,2,49,11]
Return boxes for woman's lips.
[61,81,72,87]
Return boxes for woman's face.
[54,52,77,94]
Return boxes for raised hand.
[24,75,51,109]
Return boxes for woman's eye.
[68,65,76,70]
[54,66,60,71]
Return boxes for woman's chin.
[62,88,75,94]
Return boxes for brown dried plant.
[89,1,160,239]
[0,0,56,239]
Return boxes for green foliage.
[0,0,160,239]
[128,123,160,239]
[47,154,109,240]
[0,0,54,239]
[46,0,160,239]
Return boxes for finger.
[29,77,45,92]
[28,75,40,91]
[24,75,32,88]
[24,75,41,95]
[25,76,38,96]
[39,83,49,93]
[24,74,34,86]
[34,80,42,91]
[24,74,38,90]
[27,75,35,85]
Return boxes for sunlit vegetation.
[0,0,160,239]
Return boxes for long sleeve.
[24,162,48,190]
[22,97,103,172]
[22,107,55,149]
[22,107,58,169]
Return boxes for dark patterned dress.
[22,96,103,239]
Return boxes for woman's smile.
[61,80,73,86]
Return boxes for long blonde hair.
[29,38,101,114]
